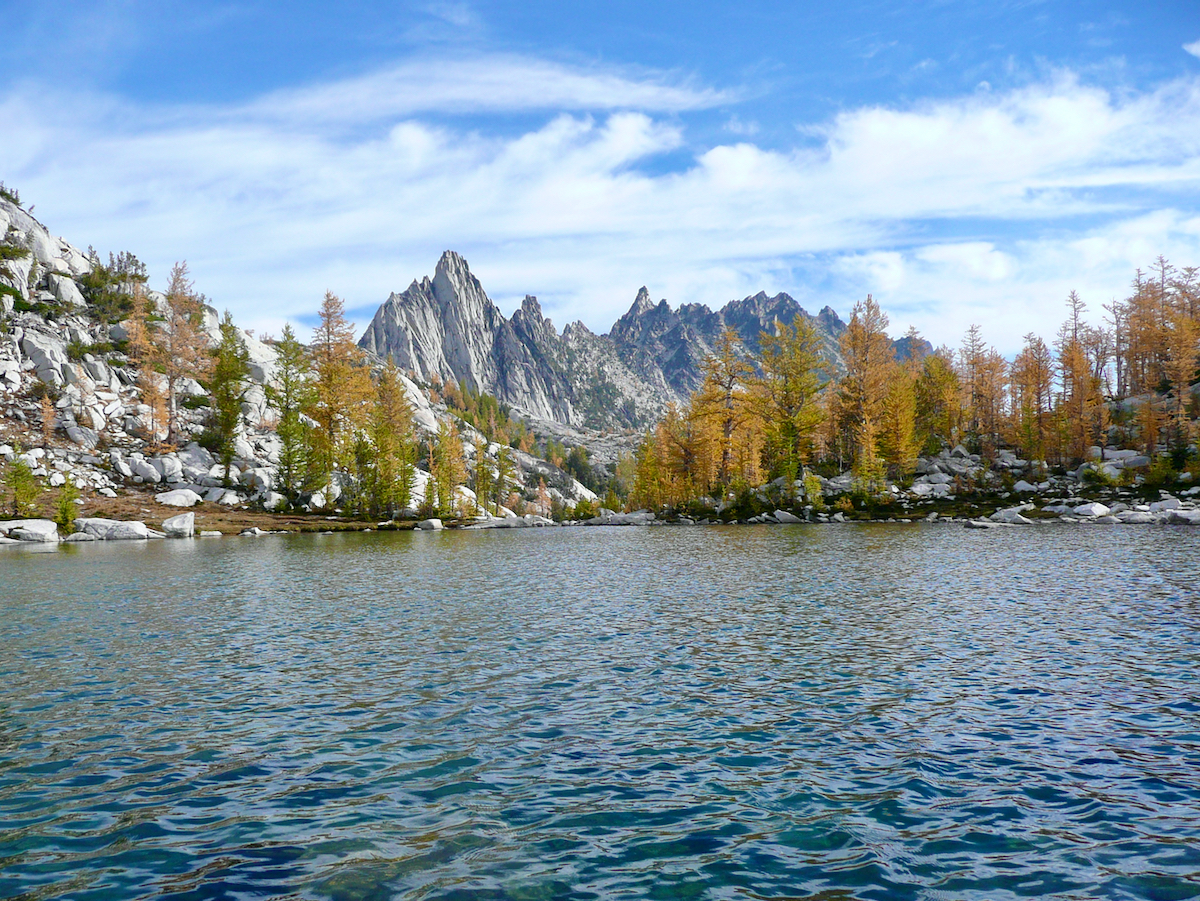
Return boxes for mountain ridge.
[359,251,927,429]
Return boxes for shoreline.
[4,484,1200,547]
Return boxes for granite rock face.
[360,252,929,429]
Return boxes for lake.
[2,524,1199,900]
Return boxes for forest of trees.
[629,257,1200,510]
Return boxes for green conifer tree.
[266,324,314,505]
[208,311,251,486]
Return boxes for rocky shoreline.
[4,483,1199,548]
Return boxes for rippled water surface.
[2,525,1200,900]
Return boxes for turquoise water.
[1,525,1199,900]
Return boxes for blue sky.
[3,0,1200,352]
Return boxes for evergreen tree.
[208,311,251,485]
[4,447,40,516]
[1164,311,1199,449]
[78,249,148,323]
[474,451,495,516]
[54,476,79,533]
[266,324,314,505]
[494,446,515,514]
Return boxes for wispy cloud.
[241,54,733,125]
[1186,39,1200,60]
[3,57,1200,352]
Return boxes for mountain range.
[359,251,928,429]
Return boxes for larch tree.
[429,420,467,518]
[750,317,825,484]
[693,328,755,486]
[630,427,672,510]
[1055,294,1106,463]
[835,295,895,486]
[1164,311,1199,447]
[914,349,961,453]
[1010,333,1055,462]
[308,291,373,484]
[665,401,718,498]
[370,359,416,517]
[877,363,918,478]
[160,262,214,446]
[975,346,1010,454]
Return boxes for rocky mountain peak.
[358,251,911,431]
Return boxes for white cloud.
[1185,39,1200,60]
[3,59,1200,353]
[241,54,732,125]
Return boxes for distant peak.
[520,294,543,317]
[629,287,653,316]
[435,250,470,277]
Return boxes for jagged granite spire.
[359,252,576,422]
[358,252,920,429]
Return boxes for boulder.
[74,517,120,539]
[7,519,59,542]
[1166,509,1200,525]
[155,488,203,507]
[1149,497,1181,513]
[106,521,151,540]
[241,467,274,491]
[162,512,195,538]
[150,455,184,483]
[1012,480,1039,492]
[773,510,802,523]
[1116,510,1157,524]
[990,506,1034,525]
[109,452,134,478]
[178,443,216,471]
[417,518,444,531]
[48,274,86,308]
[261,491,286,511]
[130,457,161,483]
[63,532,96,542]
[1072,502,1110,518]
[964,519,998,529]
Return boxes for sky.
[2,0,1200,354]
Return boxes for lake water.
[1,525,1199,900]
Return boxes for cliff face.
[358,252,576,422]
[360,252,932,429]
